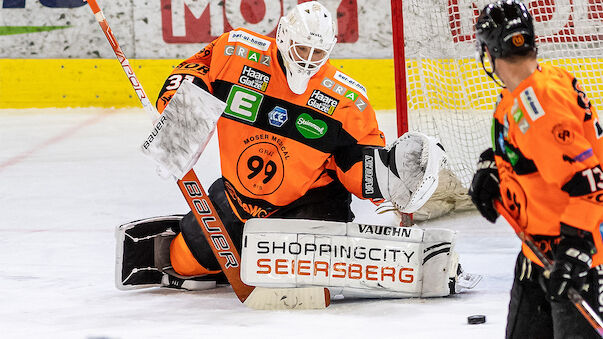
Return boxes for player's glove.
[468,148,500,223]
[548,224,595,301]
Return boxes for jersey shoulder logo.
[224,45,271,66]
[520,87,545,121]
[320,77,368,112]
[334,71,368,98]
[552,123,574,145]
[228,30,271,51]
[239,65,271,92]
[306,90,339,115]
[511,99,530,134]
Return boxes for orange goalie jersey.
[492,64,603,266]
[156,28,385,221]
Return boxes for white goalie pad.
[140,80,226,179]
[240,219,457,299]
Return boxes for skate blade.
[456,272,482,290]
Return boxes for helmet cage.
[287,42,331,72]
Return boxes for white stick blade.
[243,287,329,310]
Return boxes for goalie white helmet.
[276,1,337,94]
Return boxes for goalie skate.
[455,271,482,291]
[115,215,219,291]
[448,253,482,294]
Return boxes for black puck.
[468,315,486,324]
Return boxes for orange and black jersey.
[492,64,603,266]
[157,28,385,222]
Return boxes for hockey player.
[117,1,471,298]
[153,1,443,281]
[470,0,603,337]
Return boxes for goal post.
[390,0,603,190]
[391,0,409,137]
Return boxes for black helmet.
[475,0,535,59]
[475,0,536,85]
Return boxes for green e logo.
[224,85,264,123]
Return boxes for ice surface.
[0,108,520,338]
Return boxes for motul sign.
[448,0,603,43]
[161,0,359,43]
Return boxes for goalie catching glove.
[363,131,447,213]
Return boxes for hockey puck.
[467,315,486,324]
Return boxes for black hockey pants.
[506,251,603,339]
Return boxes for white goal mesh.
[399,0,603,188]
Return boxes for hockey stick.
[494,201,603,337]
[85,0,329,309]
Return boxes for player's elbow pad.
[362,132,447,213]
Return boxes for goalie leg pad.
[116,215,217,291]
[421,228,456,297]
[116,215,181,289]
[240,218,466,299]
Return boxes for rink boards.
[1,58,602,111]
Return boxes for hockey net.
[394,0,603,219]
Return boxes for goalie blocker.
[241,218,481,298]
